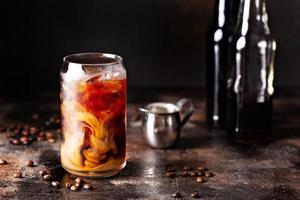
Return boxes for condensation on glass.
[60,53,127,177]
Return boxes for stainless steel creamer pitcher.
[139,98,194,148]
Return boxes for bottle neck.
[237,0,270,35]
[213,0,238,28]
[213,0,226,28]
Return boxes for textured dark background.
[0,0,299,97]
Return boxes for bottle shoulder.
[230,30,276,50]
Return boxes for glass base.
[62,161,126,178]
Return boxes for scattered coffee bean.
[52,181,59,187]
[11,139,21,145]
[29,126,39,135]
[21,130,29,136]
[14,172,23,178]
[165,172,176,178]
[46,132,54,139]
[26,160,34,167]
[47,138,56,144]
[197,171,204,176]
[70,185,78,191]
[39,169,48,176]
[43,174,52,181]
[197,165,207,171]
[37,136,46,141]
[190,171,197,177]
[75,182,81,187]
[0,159,7,165]
[55,119,61,124]
[39,132,46,137]
[191,192,200,198]
[65,182,72,189]
[183,166,192,171]
[166,166,176,172]
[75,177,83,184]
[172,191,182,198]
[179,171,189,177]
[205,171,214,177]
[13,129,20,134]
[83,183,92,190]
[196,177,205,183]
[20,136,29,143]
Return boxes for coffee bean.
[197,165,207,171]
[197,171,204,176]
[55,119,61,124]
[83,183,92,190]
[75,182,81,187]
[65,182,72,189]
[39,169,48,176]
[47,138,56,144]
[52,181,59,187]
[183,166,192,171]
[75,177,83,184]
[166,166,176,172]
[0,159,7,165]
[11,139,21,145]
[20,137,30,145]
[190,171,197,177]
[39,132,46,137]
[191,192,200,198]
[37,136,46,141]
[172,191,182,198]
[14,172,23,178]
[20,136,29,143]
[26,160,34,167]
[179,171,189,177]
[165,172,176,178]
[46,132,54,139]
[196,177,205,183]
[43,174,52,181]
[29,126,39,135]
[70,185,78,191]
[205,171,214,177]
[21,130,29,136]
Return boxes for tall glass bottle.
[206,0,239,127]
[227,0,276,142]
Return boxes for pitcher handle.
[176,98,194,128]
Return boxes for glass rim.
[63,52,123,66]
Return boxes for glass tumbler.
[60,53,127,177]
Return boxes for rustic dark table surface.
[0,90,300,200]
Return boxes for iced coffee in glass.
[60,53,126,177]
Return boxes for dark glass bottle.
[227,0,276,142]
[206,0,239,127]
